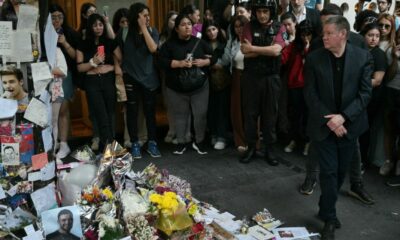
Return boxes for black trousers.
[314,134,357,221]
[124,73,157,143]
[208,86,231,141]
[84,72,116,146]
[241,73,281,147]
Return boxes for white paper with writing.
[31,62,52,96]
[30,183,57,214]
[17,5,39,32]
[7,31,33,63]
[40,161,55,181]
[40,91,53,152]
[0,21,12,56]
[24,98,49,128]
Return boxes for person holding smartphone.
[116,3,161,159]
[77,13,122,151]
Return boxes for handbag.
[115,74,127,102]
[176,38,207,93]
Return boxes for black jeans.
[242,73,281,147]
[314,135,357,221]
[84,72,116,146]
[124,73,157,143]
[287,87,308,144]
[208,86,231,141]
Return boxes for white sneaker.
[214,141,226,150]
[91,137,100,151]
[284,140,296,153]
[56,142,71,159]
[237,146,248,153]
[303,142,310,156]
[380,160,394,176]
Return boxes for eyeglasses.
[51,14,64,20]
[379,23,391,30]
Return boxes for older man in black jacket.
[304,16,372,240]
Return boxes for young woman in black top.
[202,20,229,150]
[76,14,122,150]
[159,14,215,155]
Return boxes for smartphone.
[97,45,105,56]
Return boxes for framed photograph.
[41,206,83,240]
[1,142,20,166]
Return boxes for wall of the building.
[96,0,146,24]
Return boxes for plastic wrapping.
[156,204,193,236]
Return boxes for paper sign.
[0,185,6,200]
[30,183,57,214]
[7,30,33,63]
[40,91,53,152]
[32,153,48,170]
[24,225,35,235]
[31,62,52,96]
[0,21,12,56]
[7,184,18,197]
[17,5,39,32]
[23,98,49,128]
[40,161,55,181]
[44,14,58,68]
[0,98,18,119]
[31,62,52,81]
[23,231,43,240]
[28,171,41,182]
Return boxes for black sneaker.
[321,221,336,240]
[192,141,208,155]
[348,183,375,205]
[387,175,400,187]
[299,178,317,195]
[173,144,187,155]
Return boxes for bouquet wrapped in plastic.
[149,192,193,236]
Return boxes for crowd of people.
[1,0,400,239]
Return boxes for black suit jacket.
[305,7,322,35]
[304,44,373,141]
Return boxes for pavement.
[70,132,400,240]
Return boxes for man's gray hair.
[324,15,350,39]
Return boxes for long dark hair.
[128,2,150,46]
[160,11,178,41]
[85,13,107,43]
[112,8,129,33]
[202,20,226,44]
[294,20,314,52]
[230,15,249,41]
[79,2,97,34]
[180,4,198,24]
[48,4,69,30]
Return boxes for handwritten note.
[24,98,49,128]
[30,182,57,214]
[7,184,18,197]
[31,62,52,96]
[17,5,39,32]
[40,161,55,181]
[0,21,12,56]
[7,31,33,63]
[32,153,48,170]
